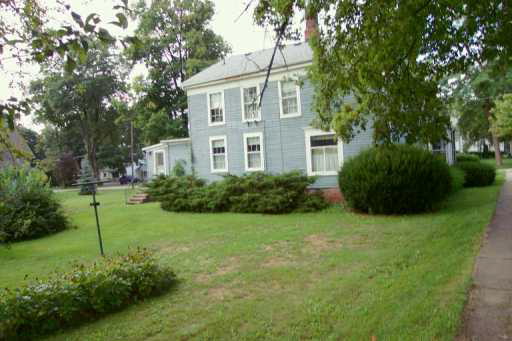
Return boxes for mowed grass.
[0,179,504,340]
[481,157,512,169]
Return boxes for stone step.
[126,193,149,205]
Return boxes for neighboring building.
[98,167,115,181]
[125,160,147,180]
[0,127,33,168]
[143,25,455,189]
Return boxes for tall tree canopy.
[30,47,128,177]
[128,0,231,143]
[254,0,512,145]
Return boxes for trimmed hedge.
[449,167,466,193]
[456,161,496,187]
[338,145,452,214]
[0,248,176,340]
[0,166,71,243]
[456,153,480,163]
[146,172,329,214]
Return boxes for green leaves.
[255,0,512,144]
[71,12,84,28]
[110,13,128,29]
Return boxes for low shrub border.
[146,171,329,214]
[338,145,452,214]
[0,248,176,340]
[456,153,480,163]
[456,161,496,187]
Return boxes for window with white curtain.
[209,136,228,172]
[242,86,260,121]
[154,151,165,175]
[208,92,224,125]
[243,132,264,171]
[305,130,342,176]
[279,80,300,117]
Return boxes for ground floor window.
[305,129,343,176]
[243,132,264,171]
[154,150,166,175]
[209,135,228,172]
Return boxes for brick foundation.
[308,187,344,204]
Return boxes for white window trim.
[209,135,228,173]
[304,128,343,176]
[278,80,302,119]
[243,131,265,172]
[153,149,167,176]
[240,85,261,122]
[207,90,225,126]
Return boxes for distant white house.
[125,160,147,180]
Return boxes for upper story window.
[279,80,301,118]
[305,129,342,176]
[209,135,228,173]
[241,86,261,122]
[208,91,224,126]
[243,132,264,171]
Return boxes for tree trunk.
[84,137,99,179]
[485,101,502,166]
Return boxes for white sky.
[1,0,299,131]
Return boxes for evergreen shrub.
[338,145,452,214]
[456,161,496,187]
[0,166,71,243]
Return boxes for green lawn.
[481,157,512,169]
[0,180,504,340]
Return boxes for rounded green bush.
[456,153,480,163]
[338,145,452,214]
[456,161,496,187]
[0,166,71,243]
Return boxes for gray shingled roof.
[182,42,312,89]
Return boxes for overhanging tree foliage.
[127,0,231,143]
[254,0,512,145]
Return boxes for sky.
[1,0,296,131]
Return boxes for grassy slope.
[0,179,504,340]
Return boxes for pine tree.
[78,160,96,195]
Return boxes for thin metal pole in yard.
[131,120,135,190]
[90,188,105,256]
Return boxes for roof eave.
[182,61,312,92]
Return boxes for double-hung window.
[154,150,166,175]
[208,91,224,125]
[305,129,342,176]
[243,132,264,171]
[241,86,260,121]
[279,80,301,118]
[209,136,228,173]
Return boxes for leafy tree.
[18,126,44,161]
[128,0,231,142]
[451,65,512,164]
[493,93,512,142]
[254,1,512,145]
[0,0,135,128]
[30,47,128,177]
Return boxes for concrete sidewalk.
[458,170,512,340]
